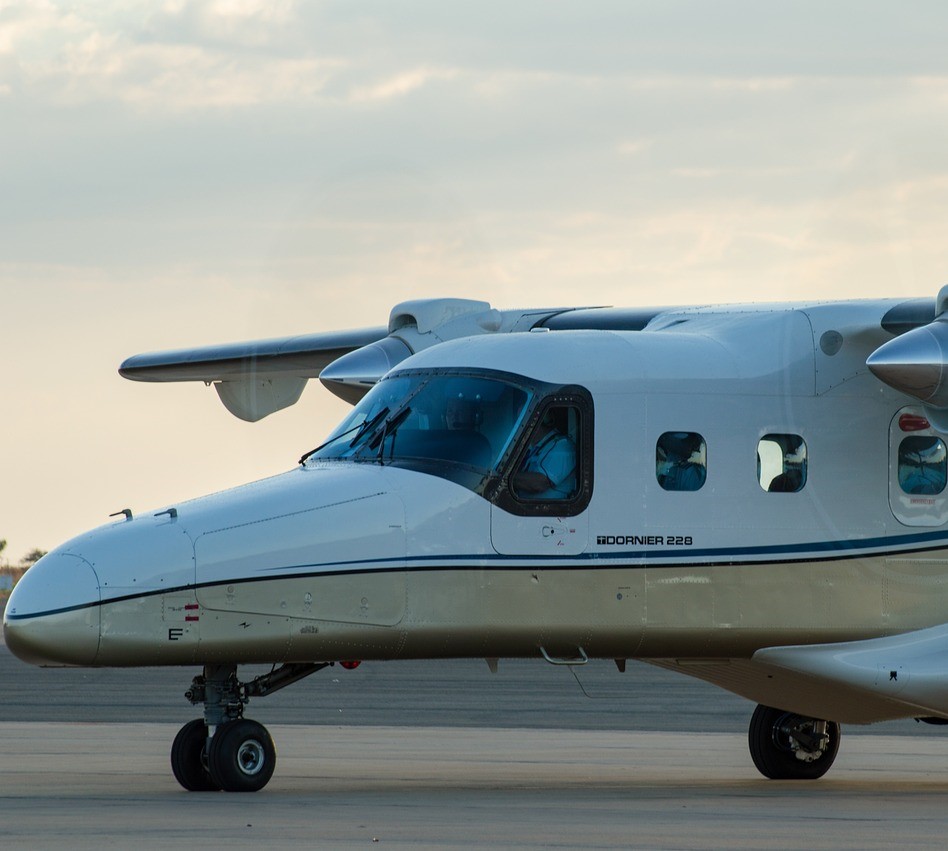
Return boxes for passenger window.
[898,436,948,495]
[656,432,706,492]
[758,434,807,493]
[512,405,580,501]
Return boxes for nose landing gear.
[171,661,332,792]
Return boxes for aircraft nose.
[3,552,101,666]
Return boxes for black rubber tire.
[207,719,276,793]
[171,719,221,792]
[749,704,840,780]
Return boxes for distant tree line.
[0,539,48,571]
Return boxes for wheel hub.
[237,739,266,776]
[774,716,829,763]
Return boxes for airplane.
[7,291,948,792]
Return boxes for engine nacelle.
[868,286,948,412]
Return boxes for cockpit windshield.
[309,372,533,477]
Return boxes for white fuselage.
[7,299,948,714]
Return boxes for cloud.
[0,0,341,109]
[149,0,300,45]
[347,66,458,104]
[1,2,471,111]
[61,41,340,109]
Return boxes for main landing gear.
[170,662,338,792]
[748,704,841,780]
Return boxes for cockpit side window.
[489,386,593,516]
[511,405,580,501]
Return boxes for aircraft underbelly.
[193,492,407,626]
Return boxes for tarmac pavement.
[3,722,948,850]
[4,606,948,848]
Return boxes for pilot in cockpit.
[445,395,482,431]
[513,407,578,500]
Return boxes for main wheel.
[207,719,276,792]
[749,704,840,780]
[171,719,221,792]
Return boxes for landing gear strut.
[171,662,330,792]
[748,703,840,780]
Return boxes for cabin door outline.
[888,406,948,527]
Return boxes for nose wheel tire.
[171,719,221,792]
[207,719,276,792]
[749,704,840,780]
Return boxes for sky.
[3,1,948,560]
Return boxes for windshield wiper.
[368,407,412,460]
[298,406,390,465]
[348,406,390,448]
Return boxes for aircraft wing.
[119,328,388,383]
[650,622,948,724]
[119,327,388,422]
[119,298,670,421]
